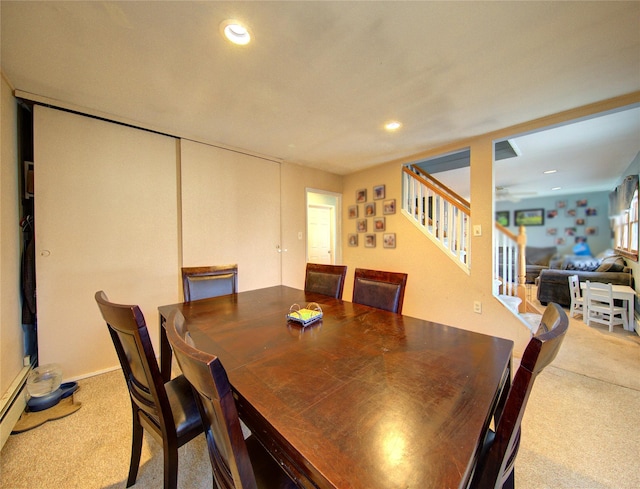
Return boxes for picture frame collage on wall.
[349,184,396,248]
[496,198,598,247]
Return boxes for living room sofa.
[497,246,558,285]
[536,254,633,307]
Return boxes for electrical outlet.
[473,301,482,314]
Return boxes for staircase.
[402,164,534,319]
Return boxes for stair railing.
[494,223,527,312]
[402,164,471,272]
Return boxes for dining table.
[158,285,513,489]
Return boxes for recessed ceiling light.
[551,187,562,191]
[543,169,557,174]
[384,121,402,131]
[220,20,251,45]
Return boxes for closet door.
[181,140,281,290]
[34,106,179,379]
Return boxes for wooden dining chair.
[304,263,347,298]
[585,281,628,331]
[181,264,238,302]
[94,291,204,489]
[165,309,298,489]
[352,268,408,313]
[471,302,568,489]
[567,274,584,319]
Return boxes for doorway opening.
[306,189,342,265]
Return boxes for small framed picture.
[556,200,567,209]
[576,199,588,207]
[495,211,509,227]
[575,218,585,226]
[565,209,577,217]
[546,209,557,219]
[348,205,358,219]
[357,219,367,232]
[586,207,597,216]
[383,199,396,215]
[586,226,598,236]
[356,189,367,203]
[364,202,376,216]
[364,234,376,248]
[348,234,358,246]
[373,217,385,231]
[383,233,396,248]
[546,228,557,236]
[555,237,566,245]
[373,185,386,200]
[565,227,577,236]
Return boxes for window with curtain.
[611,174,639,260]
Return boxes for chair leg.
[127,411,144,487]
[503,468,515,489]
[163,439,179,489]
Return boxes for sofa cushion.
[526,246,557,266]
[596,255,626,273]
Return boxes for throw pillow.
[564,256,601,271]
[596,255,626,273]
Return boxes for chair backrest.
[304,263,347,298]
[165,309,258,489]
[182,265,238,302]
[568,274,581,300]
[352,268,408,313]
[472,302,568,489]
[94,291,174,430]
[536,299,565,335]
[586,280,614,305]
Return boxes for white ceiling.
[1,1,639,195]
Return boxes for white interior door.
[307,205,334,264]
[180,140,281,290]
[34,106,179,379]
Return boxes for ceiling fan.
[495,186,537,202]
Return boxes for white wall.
[280,161,343,289]
[0,75,24,394]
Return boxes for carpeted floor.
[1,304,638,489]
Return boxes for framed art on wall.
[383,233,396,248]
[348,205,358,219]
[373,185,385,200]
[495,211,509,227]
[383,199,396,214]
[514,208,544,226]
[365,234,376,248]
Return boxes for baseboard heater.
[0,365,31,450]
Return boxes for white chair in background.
[585,281,628,332]
[568,274,584,319]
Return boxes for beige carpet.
[1,308,638,489]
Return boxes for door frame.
[305,188,342,265]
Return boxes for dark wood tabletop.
[158,285,513,489]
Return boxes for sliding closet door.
[34,106,179,379]
[181,140,281,290]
